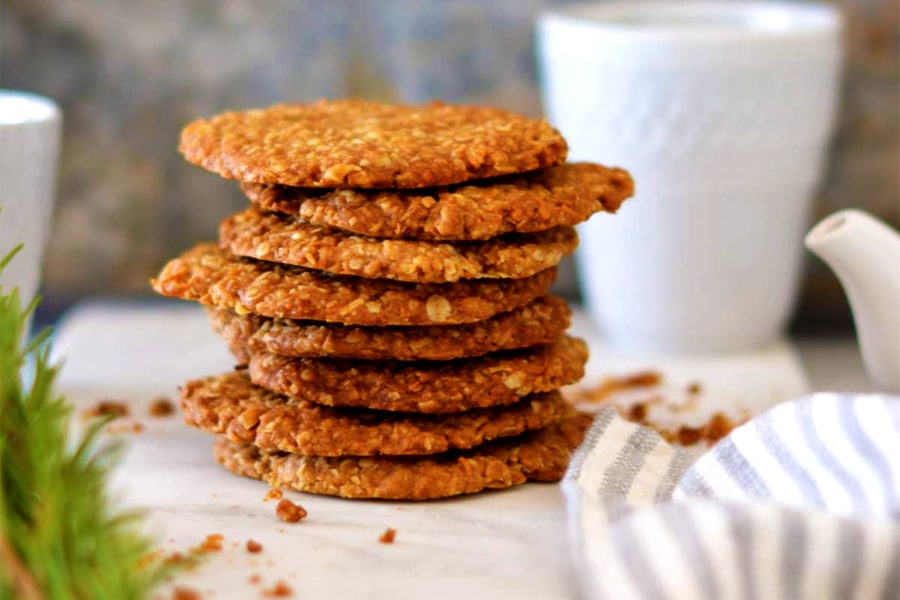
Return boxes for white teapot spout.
[805,210,900,391]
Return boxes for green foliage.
[0,244,173,600]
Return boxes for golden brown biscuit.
[220,207,578,282]
[151,244,556,326]
[206,296,571,362]
[179,99,567,188]
[213,412,594,499]
[247,336,588,414]
[182,371,567,456]
[243,163,634,240]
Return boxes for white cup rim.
[539,0,841,41]
[0,90,61,126]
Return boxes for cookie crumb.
[246,540,263,553]
[276,499,307,523]
[617,402,742,447]
[262,580,293,597]
[172,587,202,600]
[619,371,662,388]
[137,548,164,571]
[378,528,397,544]
[703,412,736,443]
[149,397,175,417]
[249,574,261,585]
[570,370,662,403]
[84,400,130,419]
[197,533,224,552]
[687,382,702,395]
[107,421,144,435]
[263,488,283,502]
[626,401,647,421]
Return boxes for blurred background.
[1,0,897,327]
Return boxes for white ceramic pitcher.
[806,210,900,392]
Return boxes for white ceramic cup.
[0,90,62,321]
[537,1,842,353]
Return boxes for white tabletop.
[51,302,869,599]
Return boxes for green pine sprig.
[0,244,176,600]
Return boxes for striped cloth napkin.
[564,393,900,600]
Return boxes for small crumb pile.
[573,371,742,446]
[152,99,635,500]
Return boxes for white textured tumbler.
[0,91,62,322]
[537,1,842,353]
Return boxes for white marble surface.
[51,302,852,599]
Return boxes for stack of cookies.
[152,100,633,500]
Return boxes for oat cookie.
[220,207,577,283]
[246,336,588,414]
[180,99,567,188]
[243,163,634,240]
[151,244,556,326]
[182,371,567,456]
[207,296,570,362]
[213,412,593,499]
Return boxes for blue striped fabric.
[564,394,900,600]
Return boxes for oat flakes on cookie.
[220,206,577,282]
[151,243,557,326]
[213,412,594,500]
[245,335,588,414]
[180,99,567,188]
[206,295,571,362]
[243,163,634,240]
[181,371,567,456]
